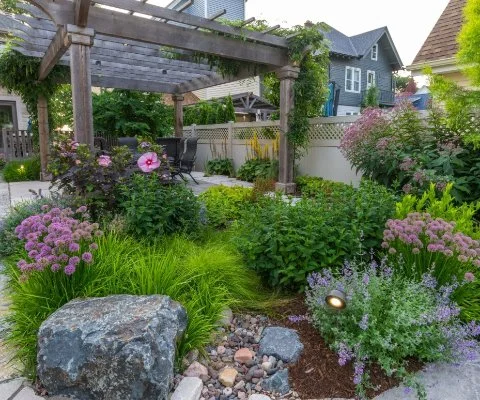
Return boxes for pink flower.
[98,155,112,167]
[137,152,161,173]
[464,272,475,282]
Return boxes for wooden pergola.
[0,0,300,193]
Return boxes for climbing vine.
[0,45,69,137]
[193,21,330,156]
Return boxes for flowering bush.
[14,205,101,278]
[382,212,479,286]
[306,258,480,399]
[340,104,480,203]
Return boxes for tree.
[50,84,73,130]
[457,0,480,86]
[224,95,236,122]
[394,75,410,93]
[404,78,418,94]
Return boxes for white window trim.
[366,70,376,89]
[371,44,378,61]
[345,66,361,93]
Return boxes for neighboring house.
[395,86,431,111]
[408,0,470,87]
[321,25,403,116]
[0,86,29,132]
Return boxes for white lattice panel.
[308,122,354,140]
[234,126,280,140]
[184,128,229,140]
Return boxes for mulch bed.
[272,297,423,399]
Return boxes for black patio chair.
[171,137,199,184]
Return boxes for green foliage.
[1,233,272,377]
[0,154,6,169]
[361,86,379,108]
[92,89,174,138]
[205,158,234,177]
[396,183,480,239]
[3,157,40,182]
[394,74,410,93]
[296,176,354,199]
[233,180,396,290]
[236,159,278,182]
[184,96,236,126]
[307,258,477,399]
[118,174,200,238]
[49,84,73,130]
[0,0,23,14]
[457,0,480,86]
[0,47,69,137]
[198,185,253,228]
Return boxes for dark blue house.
[321,25,403,116]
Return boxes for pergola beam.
[38,25,70,80]
[74,0,91,27]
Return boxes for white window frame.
[366,70,376,89]
[345,66,361,93]
[371,44,378,61]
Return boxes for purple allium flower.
[76,206,88,213]
[69,256,80,266]
[81,252,93,263]
[464,272,475,282]
[89,243,98,250]
[41,205,50,212]
[51,263,61,272]
[69,242,80,252]
[64,264,76,275]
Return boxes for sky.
[151,0,450,68]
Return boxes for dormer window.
[371,44,378,61]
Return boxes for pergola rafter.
[0,0,300,193]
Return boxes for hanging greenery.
[193,21,330,156]
[0,45,69,137]
[184,95,236,126]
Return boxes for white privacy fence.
[183,116,362,185]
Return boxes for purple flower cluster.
[337,343,354,366]
[353,361,365,385]
[383,213,480,274]
[15,206,102,277]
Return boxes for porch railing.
[0,129,36,161]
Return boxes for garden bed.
[273,298,423,399]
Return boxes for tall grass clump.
[1,232,271,377]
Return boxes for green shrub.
[306,259,480,399]
[3,157,40,182]
[396,183,480,239]
[236,159,278,182]
[233,196,359,290]
[118,173,200,238]
[198,185,253,228]
[0,153,6,169]
[296,176,355,199]
[1,233,272,377]
[205,158,234,177]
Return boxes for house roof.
[320,25,403,70]
[411,0,466,66]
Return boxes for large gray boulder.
[37,295,187,400]
[258,327,303,363]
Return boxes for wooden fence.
[0,129,36,161]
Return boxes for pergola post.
[37,95,49,181]
[172,94,184,138]
[69,26,95,149]
[275,65,300,194]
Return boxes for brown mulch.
[272,297,423,399]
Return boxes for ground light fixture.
[326,289,347,309]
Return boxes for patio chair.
[171,137,199,184]
[118,137,140,159]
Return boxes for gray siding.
[329,40,394,108]
[184,0,206,17]
[208,0,245,20]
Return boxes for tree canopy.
[457,0,480,86]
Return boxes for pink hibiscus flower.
[98,155,112,167]
[138,152,160,173]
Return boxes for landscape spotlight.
[326,289,346,309]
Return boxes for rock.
[217,345,226,355]
[258,327,304,363]
[248,395,272,400]
[185,361,209,378]
[37,295,187,400]
[218,367,238,387]
[234,348,254,364]
[261,362,272,371]
[234,380,246,390]
[253,369,265,379]
[238,391,247,399]
[171,377,203,400]
[219,308,233,326]
[261,369,290,395]
[223,387,233,396]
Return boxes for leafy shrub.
[396,183,480,239]
[340,104,480,203]
[233,196,360,290]
[3,157,40,182]
[0,153,6,169]
[2,233,271,377]
[198,185,253,228]
[306,259,480,399]
[205,158,234,177]
[296,176,355,200]
[237,159,278,182]
[0,196,72,258]
[118,173,200,238]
